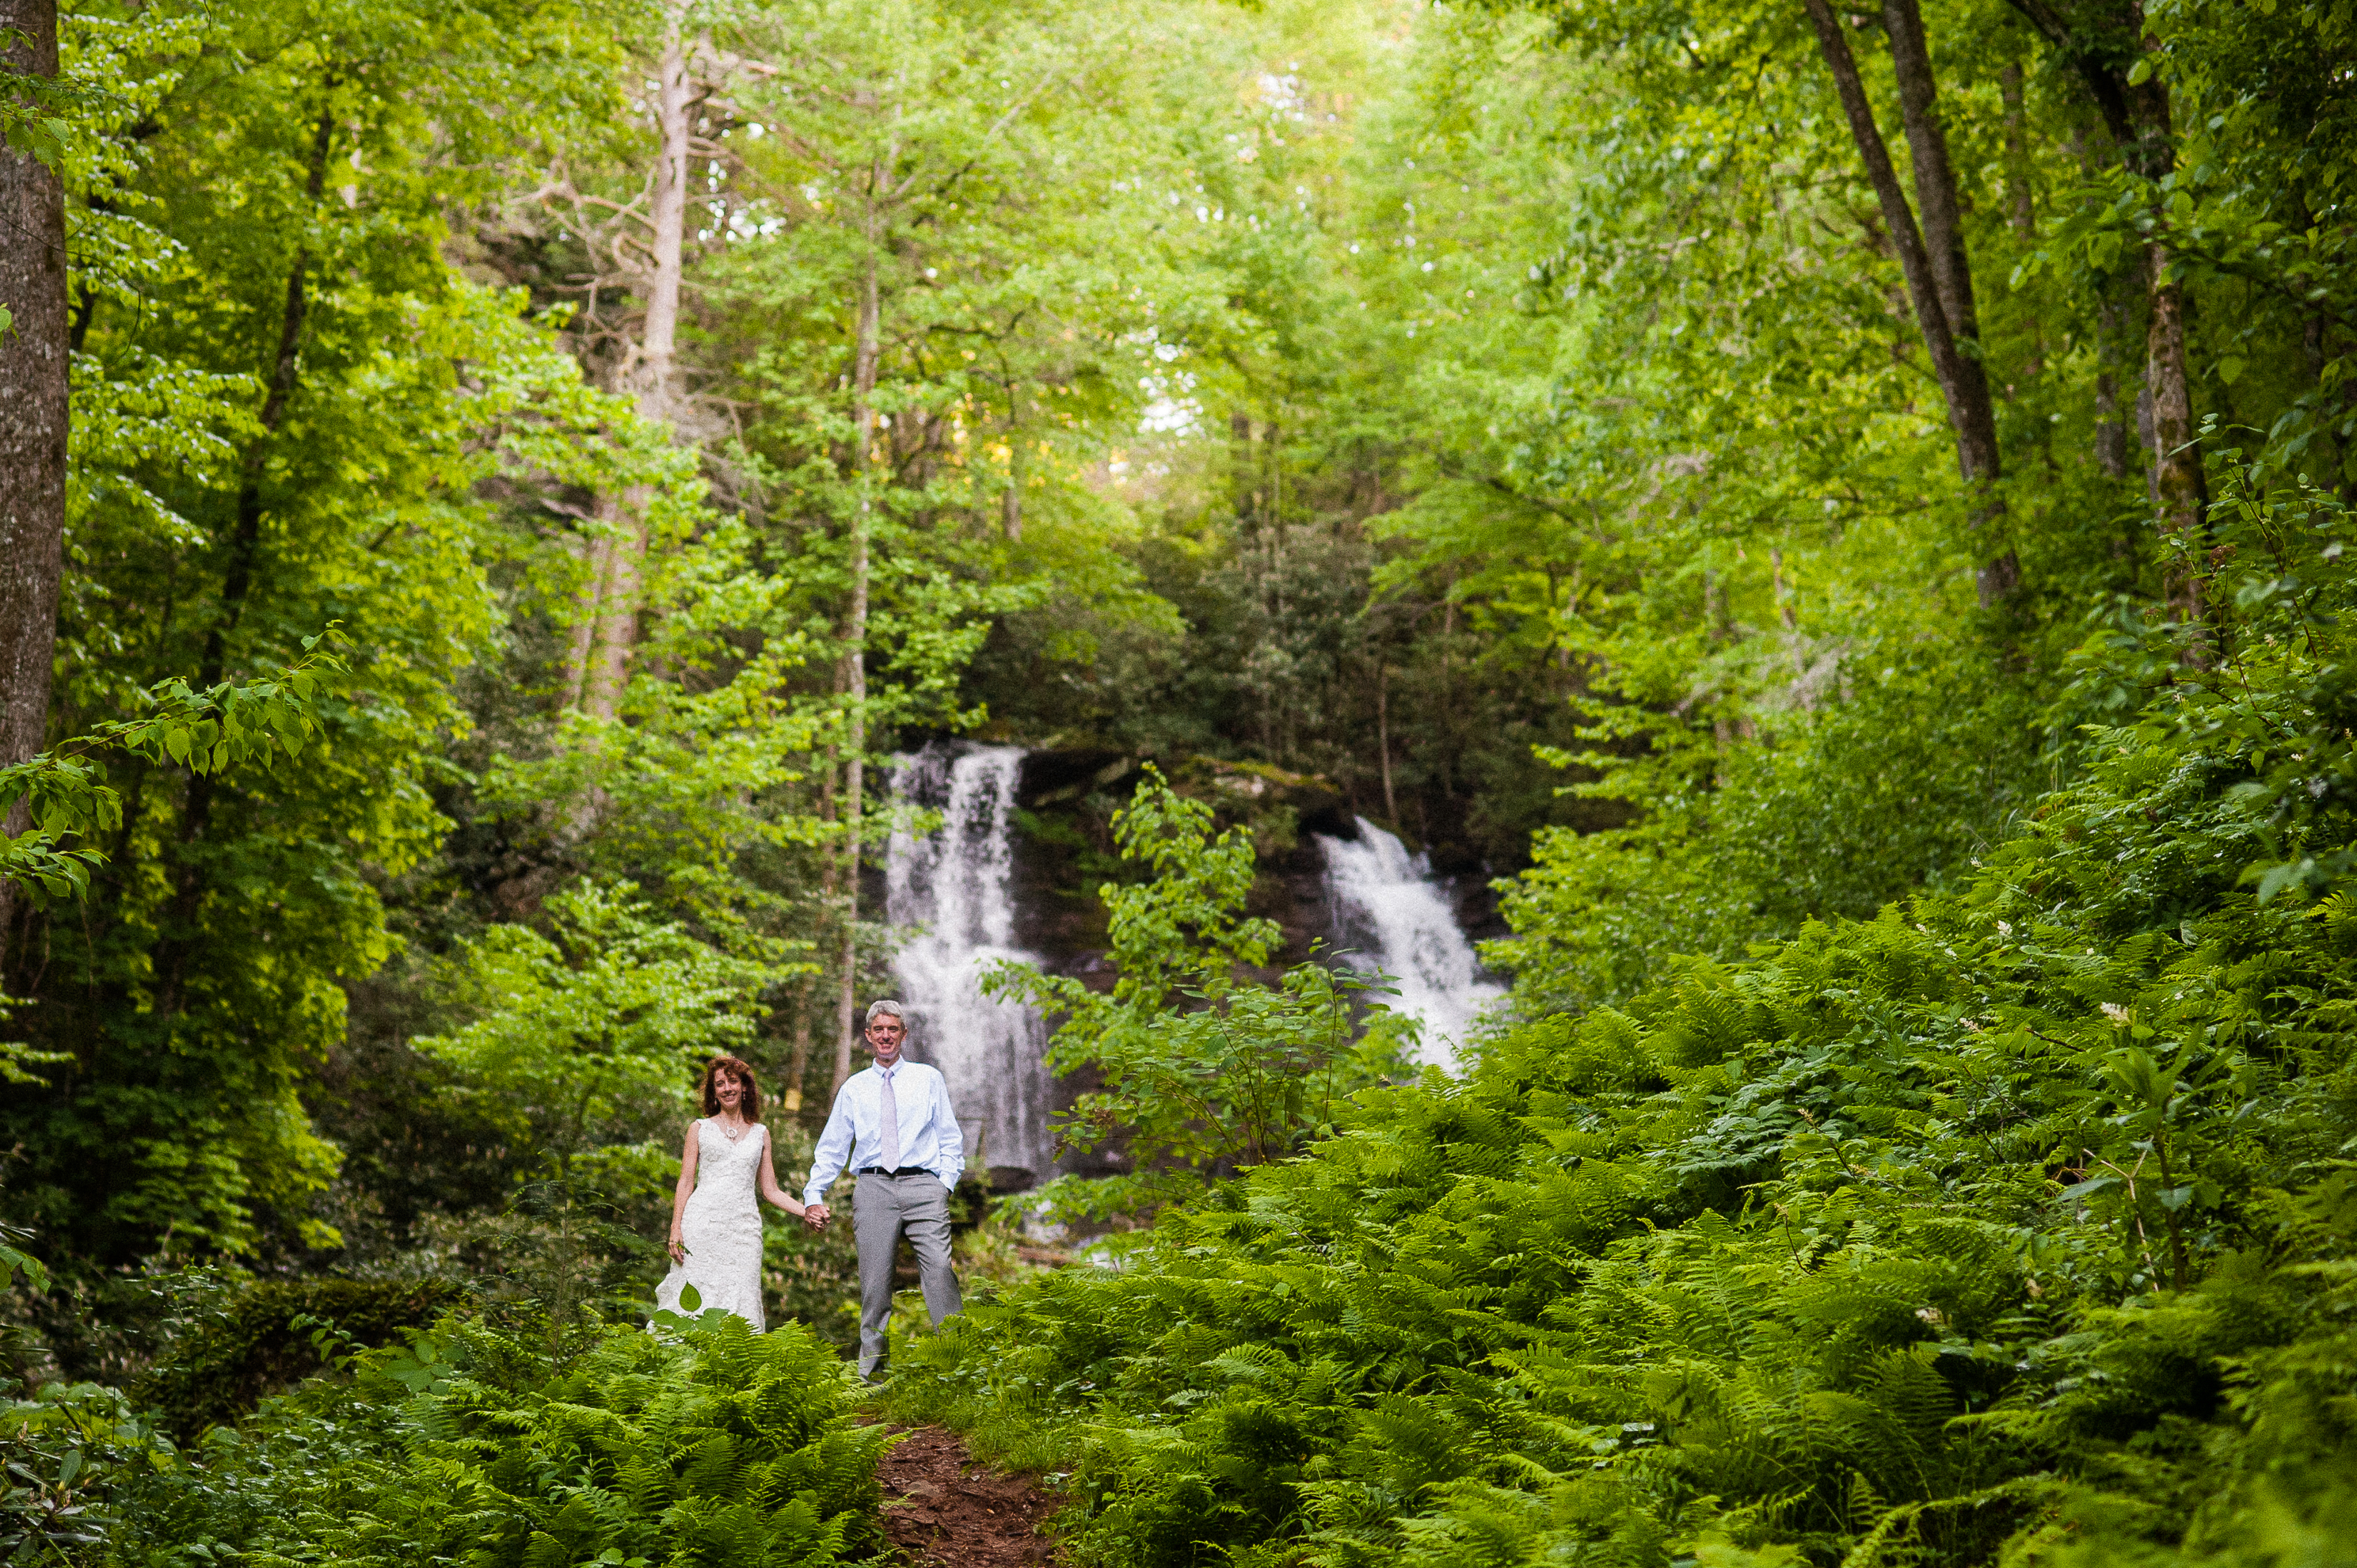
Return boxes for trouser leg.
[897,1175,964,1326]
[853,1179,900,1378]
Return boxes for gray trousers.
[853,1172,961,1376]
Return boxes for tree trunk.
[2144,253,2206,625]
[581,12,694,721]
[1803,0,2018,606]
[1882,0,1982,371]
[1002,383,1023,542]
[782,973,816,1115]
[0,0,67,973]
[1375,660,1396,826]
[2126,44,2207,626]
[562,531,611,710]
[1999,63,2036,241]
[2066,122,2136,480]
[1999,62,2044,378]
[158,99,334,1009]
[789,698,844,1115]
[830,197,881,1095]
[1229,411,1255,530]
[581,496,642,720]
[1878,0,2019,602]
[2094,289,2132,479]
[638,15,691,432]
[2009,0,2207,620]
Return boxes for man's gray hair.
[865,999,906,1026]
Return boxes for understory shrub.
[136,1277,466,1439]
[110,1311,885,1568]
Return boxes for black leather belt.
[856,1165,934,1178]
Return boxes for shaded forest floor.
[878,1424,1061,1566]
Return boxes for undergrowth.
[879,461,2357,1566]
[102,1311,885,1568]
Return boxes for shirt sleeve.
[927,1069,966,1191]
[805,1083,856,1207]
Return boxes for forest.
[0,0,2352,1563]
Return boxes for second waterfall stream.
[883,744,1504,1188]
[1315,817,1503,1070]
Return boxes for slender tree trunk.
[2094,287,2134,480]
[1882,0,1980,369]
[1003,383,1023,541]
[204,101,334,695]
[1229,412,1254,530]
[782,974,816,1114]
[1999,63,2036,241]
[2011,0,2207,621]
[0,0,67,976]
[789,688,844,1114]
[1999,62,2044,378]
[158,99,333,1008]
[831,196,881,1095]
[1875,0,2020,603]
[2065,124,2136,481]
[581,501,643,720]
[2143,254,2205,624]
[1375,660,1396,826]
[2301,309,2347,503]
[2119,25,2207,626]
[638,17,691,432]
[562,532,611,710]
[582,13,694,723]
[1804,0,2018,605]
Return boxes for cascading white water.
[884,744,1054,1183]
[1316,818,1503,1069]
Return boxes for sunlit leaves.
[0,636,348,908]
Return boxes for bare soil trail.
[878,1425,1061,1566]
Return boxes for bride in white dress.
[655,1056,808,1329]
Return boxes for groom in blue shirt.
[803,999,965,1380]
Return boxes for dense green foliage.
[886,459,2357,1564]
[111,1311,883,1568]
[990,768,1412,1224]
[135,1277,463,1439]
[4,0,2355,1562]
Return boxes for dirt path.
[878,1425,1060,1566]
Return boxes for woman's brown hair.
[699,1056,763,1122]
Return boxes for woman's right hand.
[668,1235,686,1264]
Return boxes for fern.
[878,667,2357,1568]
[105,1314,883,1568]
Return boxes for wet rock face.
[894,743,1505,1186]
[1004,747,1499,978]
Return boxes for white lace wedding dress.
[653,1118,768,1330]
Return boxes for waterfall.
[1316,818,1502,1069]
[884,743,1054,1184]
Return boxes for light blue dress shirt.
[804,1059,965,1205]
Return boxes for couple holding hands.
[653,999,963,1380]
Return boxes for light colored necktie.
[878,1065,900,1170]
